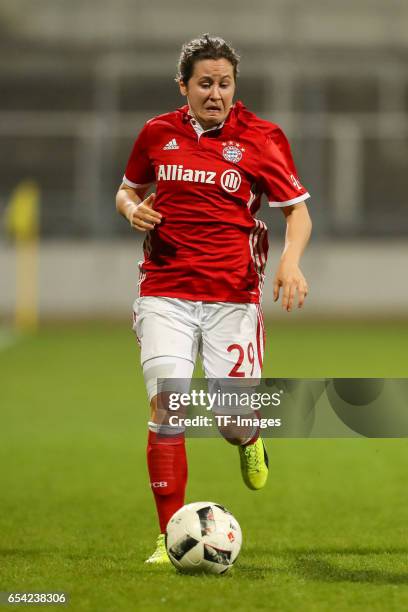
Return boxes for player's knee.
[150,395,159,422]
[149,393,170,423]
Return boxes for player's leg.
[132,297,199,563]
[201,302,268,490]
[143,358,193,564]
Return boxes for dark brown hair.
[176,34,240,84]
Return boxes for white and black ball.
[165,502,242,574]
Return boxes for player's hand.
[273,259,309,311]
[126,193,162,231]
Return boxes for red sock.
[147,429,188,533]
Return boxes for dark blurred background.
[1,0,407,319]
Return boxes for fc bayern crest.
[222,141,245,164]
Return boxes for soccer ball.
[165,501,242,574]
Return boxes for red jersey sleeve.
[258,127,310,207]
[123,122,155,188]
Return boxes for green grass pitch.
[1,319,408,611]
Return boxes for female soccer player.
[116,34,312,564]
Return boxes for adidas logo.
[163,138,179,150]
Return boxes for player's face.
[179,59,235,129]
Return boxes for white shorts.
[132,297,265,400]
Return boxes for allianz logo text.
[157,165,242,193]
[157,164,216,183]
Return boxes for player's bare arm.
[273,202,312,312]
[115,184,162,231]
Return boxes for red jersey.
[123,101,310,303]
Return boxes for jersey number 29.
[227,343,255,377]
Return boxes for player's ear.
[178,79,188,97]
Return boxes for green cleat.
[145,533,171,565]
[238,438,269,490]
